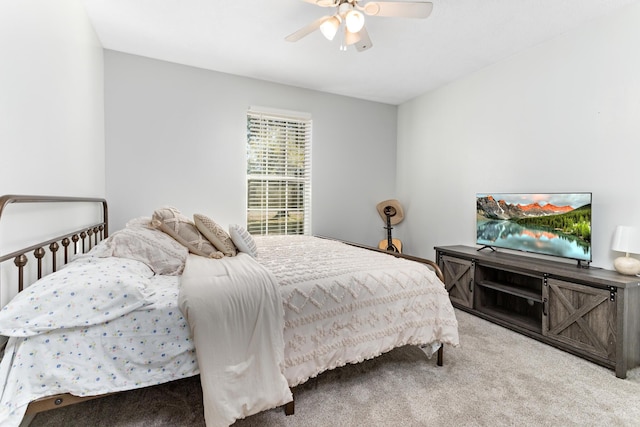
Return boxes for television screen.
[476,192,592,263]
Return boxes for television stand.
[476,245,496,252]
[435,245,640,378]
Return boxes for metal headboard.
[0,195,108,292]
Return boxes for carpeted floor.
[30,309,640,426]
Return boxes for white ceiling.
[84,0,638,105]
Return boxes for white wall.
[0,0,104,198]
[0,0,105,305]
[105,51,398,245]
[396,2,640,269]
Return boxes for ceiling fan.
[285,0,433,52]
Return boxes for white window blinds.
[246,107,312,235]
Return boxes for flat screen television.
[476,192,592,265]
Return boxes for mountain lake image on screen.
[476,192,592,263]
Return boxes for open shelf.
[477,279,542,303]
[473,264,544,333]
[476,303,542,333]
[474,282,543,333]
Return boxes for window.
[246,107,312,235]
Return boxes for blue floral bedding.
[0,256,198,427]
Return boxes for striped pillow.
[229,224,258,258]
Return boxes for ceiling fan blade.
[354,26,373,52]
[362,1,433,18]
[285,15,333,42]
[302,0,338,6]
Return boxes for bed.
[0,195,459,427]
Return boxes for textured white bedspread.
[178,253,292,427]
[254,236,460,386]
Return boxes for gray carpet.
[30,309,640,426]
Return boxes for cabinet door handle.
[542,298,548,316]
[469,279,473,293]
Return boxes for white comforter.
[253,236,460,386]
[178,253,292,427]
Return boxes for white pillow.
[194,214,237,257]
[104,225,188,275]
[0,257,154,337]
[229,224,258,258]
[125,216,154,229]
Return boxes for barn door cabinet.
[435,245,640,378]
[440,255,474,308]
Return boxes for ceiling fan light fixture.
[320,15,341,40]
[345,9,364,33]
[344,26,362,45]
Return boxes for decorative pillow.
[194,214,237,257]
[152,207,223,259]
[104,225,188,275]
[229,224,258,258]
